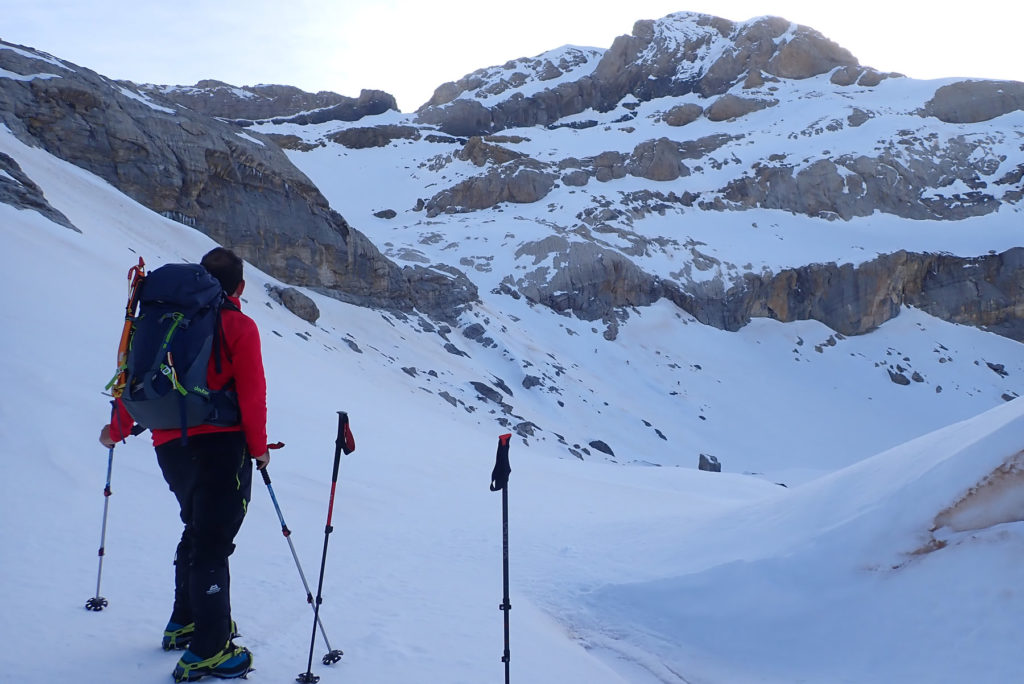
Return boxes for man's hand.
[254,451,270,470]
[99,424,115,448]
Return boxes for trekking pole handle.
[259,442,285,484]
[335,412,355,458]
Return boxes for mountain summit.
[417,12,867,132]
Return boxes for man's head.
[201,247,244,296]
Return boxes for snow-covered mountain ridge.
[252,13,1024,339]
[0,12,1022,468]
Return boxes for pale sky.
[2,0,1021,112]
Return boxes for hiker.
[99,246,269,682]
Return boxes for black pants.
[156,431,252,657]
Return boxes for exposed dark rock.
[456,136,524,166]
[987,362,1009,377]
[425,161,557,216]
[830,66,862,86]
[463,323,486,339]
[522,375,543,389]
[415,13,859,136]
[667,248,1024,341]
[444,343,469,357]
[471,381,506,405]
[140,81,397,123]
[905,250,1024,341]
[417,99,495,136]
[721,139,1007,221]
[326,125,420,149]
[705,94,777,121]
[626,137,691,181]
[513,421,540,438]
[266,284,320,324]
[0,151,78,230]
[261,133,321,151]
[491,376,514,396]
[420,47,600,110]
[663,103,703,126]
[589,440,615,456]
[857,69,888,87]
[922,80,1024,123]
[699,453,722,472]
[561,169,589,186]
[246,90,396,126]
[0,40,475,322]
[888,370,911,385]
[513,237,665,320]
[847,108,873,127]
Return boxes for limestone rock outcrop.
[267,284,321,324]
[147,81,398,124]
[0,40,475,320]
[0,151,77,230]
[416,13,860,136]
[671,249,1024,341]
[922,80,1024,124]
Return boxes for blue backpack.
[121,263,240,440]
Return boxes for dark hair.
[200,247,244,294]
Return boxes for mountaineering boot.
[163,621,195,651]
[163,619,239,651]
[172,640,252,681]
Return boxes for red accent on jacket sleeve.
[107,398,135,443]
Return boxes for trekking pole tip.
[85,596,108,611]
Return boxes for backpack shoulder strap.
[212,296,239,371]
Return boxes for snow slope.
[1,115,1024,684]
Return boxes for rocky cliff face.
[144,81,399,125]
[0,40,474,320]
[502,231,1022,341]
[2,11,1021,344]
[0,150,76,230]
[266,12,1021,343]
[674,249,1024,340]
[143,81,349,120]
[416,14,866,135]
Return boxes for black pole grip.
[490,434,512,491]
[261,467,272,485]
[332,413,346,483]
[336,411,355,456]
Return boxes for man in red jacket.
[100,247,269,681]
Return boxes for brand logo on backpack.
[116,262,240,441]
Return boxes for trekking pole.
[85,421,145,612]
[85,445,116,611]
[489,433,513,684]
[260,461,343,665]
[297,411,355,684]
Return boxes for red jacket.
[109,295,268,457]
